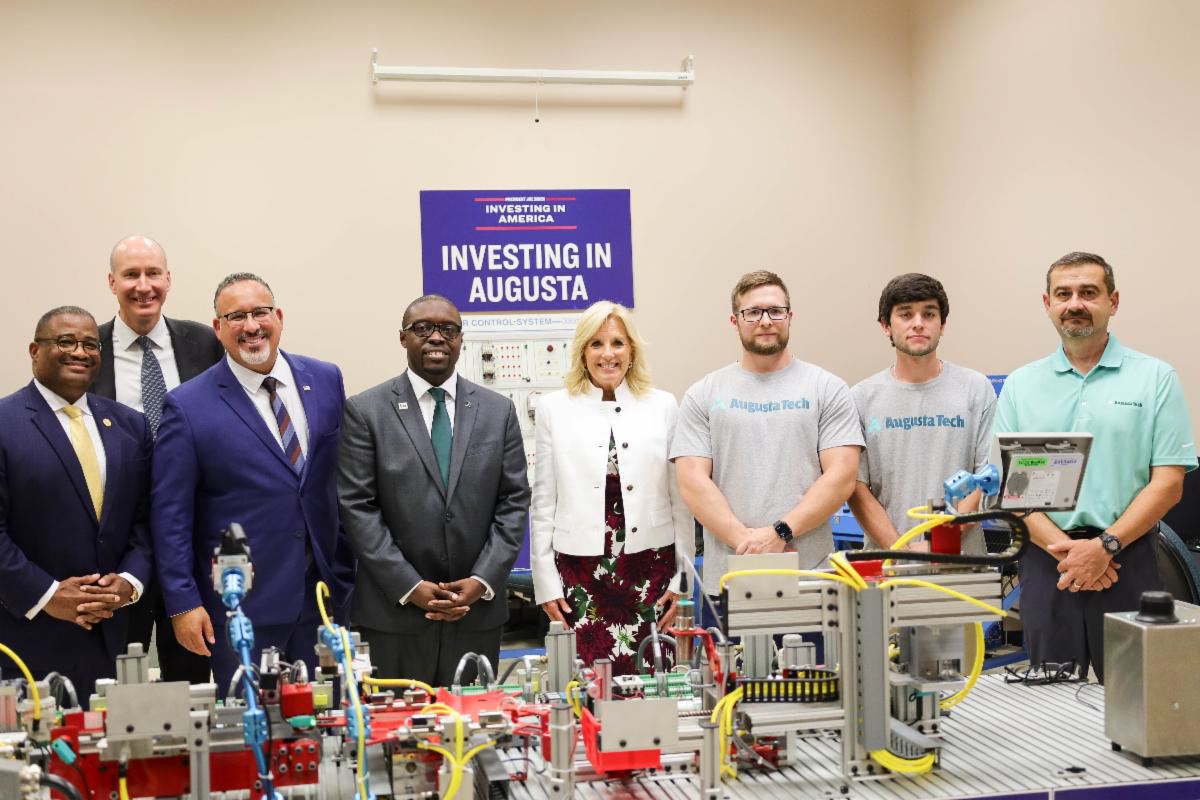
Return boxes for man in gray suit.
[337,294,529,686]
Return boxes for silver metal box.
[1105,600,1200,758]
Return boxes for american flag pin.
[102,418,112,427]
[398,402,409,411]
[303,385,311,391]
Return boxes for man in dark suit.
[0,307,153,706]
[93,234,223,684]
[151,273,356,694]
[338,294,529,686]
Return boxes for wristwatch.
[773,520,794,545]
[128,584,140,604]
[1100,532,1122,556]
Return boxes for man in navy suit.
[0,307,153,706]
[151,274,355,693]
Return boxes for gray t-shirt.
[850,362,996,552]
[670,359,864,595]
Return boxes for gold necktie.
[62,405,103,518]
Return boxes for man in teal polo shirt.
[994,251,1196,682]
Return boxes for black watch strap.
[773,520,794,544]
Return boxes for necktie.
[63,405,103,518]
[262,376,305,475]
[429,387,452,487]
[137,335,166,438]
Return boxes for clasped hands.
[735,526,789,555]
[44,573,135,630]
[1048,537,1120,593]
[411,577,487,621]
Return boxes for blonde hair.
[565,301,652,396]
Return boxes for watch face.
[1103,535,1120,554]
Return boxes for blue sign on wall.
[420,189,634,312]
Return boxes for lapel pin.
[102,418,112,427]
[398,402,409,411]
[303,385,311,392]
[465,401,472,408]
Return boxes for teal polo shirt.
[993,334,1197,530]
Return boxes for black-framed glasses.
[35,337,101,354]
[402,321,462,340]
[219,306,275,325]
[737,306,790,323]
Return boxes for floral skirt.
[554,467,676,675]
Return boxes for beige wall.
[912,0,1200,419]
[4,1,1197,418]
[0,0,911,399]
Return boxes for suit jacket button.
[631,527,638,533]
[615,406,622,413]
[294,531,303,539]
[444,511,453,522]
[626,484,633,491]
[621,442,629,449]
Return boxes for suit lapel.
[445,376,477,501]
[286,353,319,485]
[215,360,294,473]
[90,396,125,532]
[392,375,445,498]
[94,321,117,399]
[165,317,203,382]
[24,384,98,525]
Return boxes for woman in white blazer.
[531,301,695,674]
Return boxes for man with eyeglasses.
[0,307,153,705]
[338,294,529,686]
[672,271,863,606]
[92,234,223,684]
[848,274,996,551]
[151,273,357,694]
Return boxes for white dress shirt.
[398,369,494,605]
[111,315,181,412]
[28,380,143,619]
[225,353,310,457]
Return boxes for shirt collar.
[226,352,295,395]
[1052,333,1125,373]
[407,368,458,402]
[113,314,169,351]
[33,379,92,416]
[584,380,634,403]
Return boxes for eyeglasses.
[35,337,101,354]
[737,306,790,323]
[402,321,462,340]
[219,306,275,325]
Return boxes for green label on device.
[1016,456,1048,467]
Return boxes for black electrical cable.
[843,510,1030,566]
[42,770,84,800]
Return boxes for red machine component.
[281,682,315,718]
[579,707,661,775]
[930,522,964,555]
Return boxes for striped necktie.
[261,376,305,475]
[62,405,104,518]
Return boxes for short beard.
[742,331,788,356]
[1062,324,1095,338]
[895,338,938,357]
[239,344,272,365]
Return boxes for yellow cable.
[940,622,985,709]
[315,580,335,631]
[877,578,1006,618]
[0,642,39,723]
[340,628,369,800]
[829,551,868,590]
[869,748,936,774]
[883,510,957,566]
[363,675,437,696]
[708,687,744,779]
[718,569,859,593]
[118,775,130,800]
[564,680,582,719]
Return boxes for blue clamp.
[944,464,1001,509]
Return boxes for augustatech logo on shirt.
[867,414,965,432]
[711,397,810,414]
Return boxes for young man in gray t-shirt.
[848,273,996,552]
[670,271,864,597]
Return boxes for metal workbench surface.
[509,675,1200,800]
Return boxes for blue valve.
[944,464,1000,509]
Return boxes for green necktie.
[429,387,452,487]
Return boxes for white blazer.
[531,382,696,604]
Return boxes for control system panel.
[458,313,581,477]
